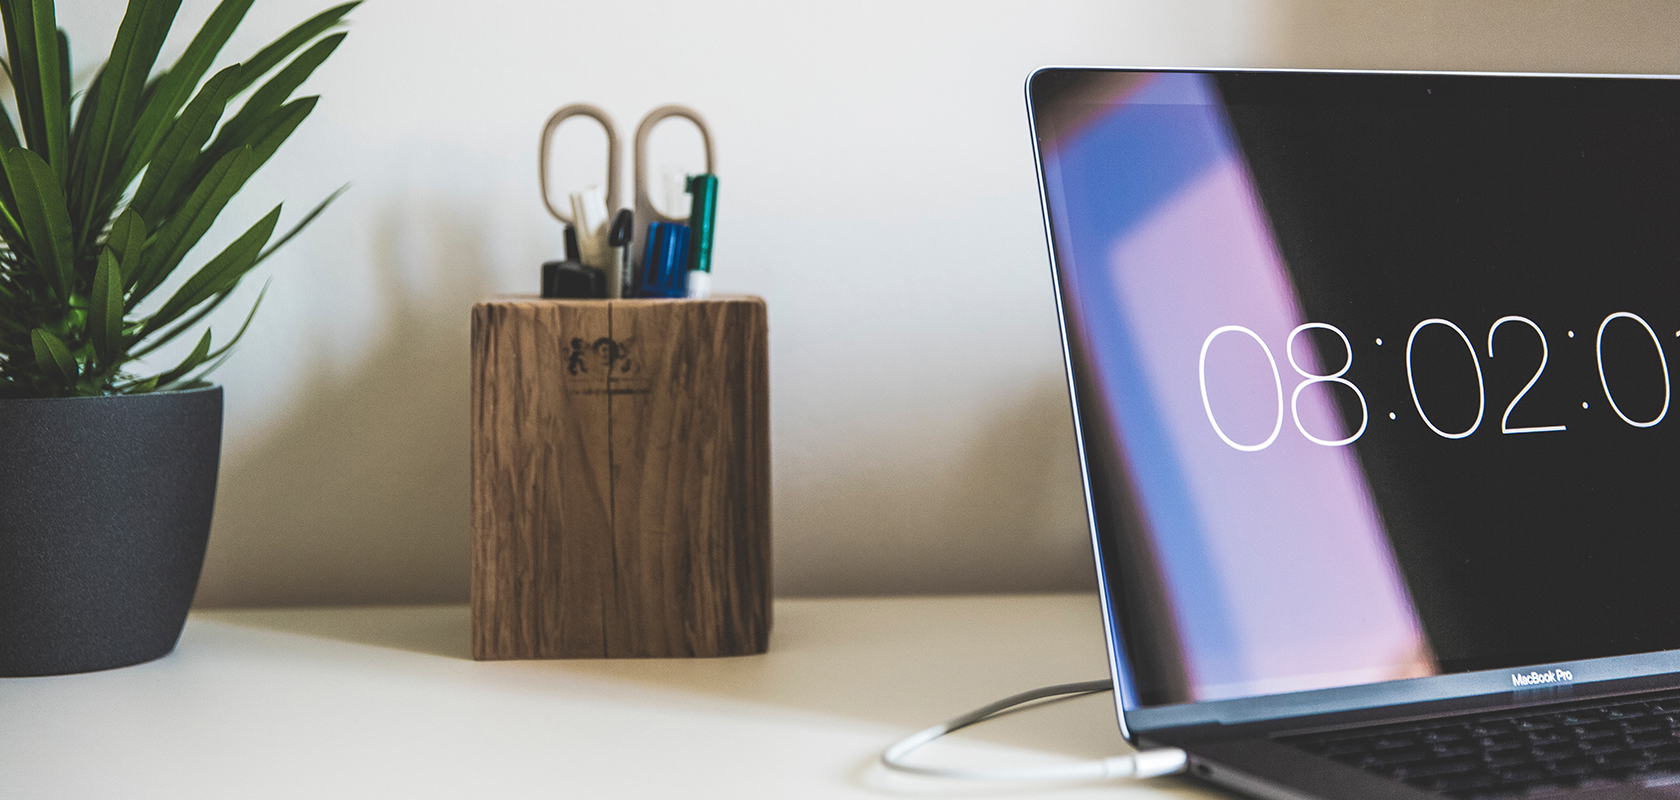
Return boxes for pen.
[685,174,718,299]
[638,221,691,298]
[608,209,634,299]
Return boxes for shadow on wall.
[780,375,1097,597]
[194,206,489,607]
[194,211,1094,606]
[935,376,1097,594]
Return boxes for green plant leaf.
[2,147,74,300]
[74,0,181,229]
[31,7,65,175]
[55,26,67,112]
[0,127,24,242]
[147,327,211,390]
[0,0,46,162]
[254,182,346,266]
[90,248,122,368]
[202,279,267,361]
[128,286,230,359]
[0,302,27,336]
[117,374,158,394]
[9,2,66,171]
[140,281,269,385]
[0,5,23,144]
[206,33,341,163]
[104,206,145,274]
[129,145,257,304]
[142,203,279,335]
[242,95,315,170]
[67,62,97,169]
[230,1,359,96]
[0,95,20,150]
[29,326,75,385]
[119,0,254,189]
[128,64,240,223]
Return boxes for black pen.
[608,209,634,299]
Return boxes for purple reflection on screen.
[1048,74,1437,701]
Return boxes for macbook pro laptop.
[1029,67,1680,799]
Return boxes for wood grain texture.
[471,296,770,659]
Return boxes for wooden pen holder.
[470,296,770,659]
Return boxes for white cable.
[879,680,1189,782]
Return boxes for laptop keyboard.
[1279,691,1680,798]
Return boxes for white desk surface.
[0,594,1231,799]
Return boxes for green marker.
[685,173,719,298]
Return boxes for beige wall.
[59,1,1680,607]
[1269,1,1680,73]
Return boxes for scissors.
[539,103,716,292]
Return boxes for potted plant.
[0,0,355,676]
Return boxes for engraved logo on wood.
[566,336,633,375]
[564,336,648,395]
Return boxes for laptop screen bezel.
[1025,65,1680,739]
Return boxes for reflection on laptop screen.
[1035,70,1680,709]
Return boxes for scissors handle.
[631,105,716,230]
[539,104,621,225]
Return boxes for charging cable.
[879,680,1189,782]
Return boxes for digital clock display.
[1198,311,1670,451]
[1034,70,1680,708]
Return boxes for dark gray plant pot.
[0,386,222,677]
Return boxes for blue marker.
[637,221,690,298]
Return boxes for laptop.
[1028,67,1680,799]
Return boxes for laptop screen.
[1030,69,1680,715]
